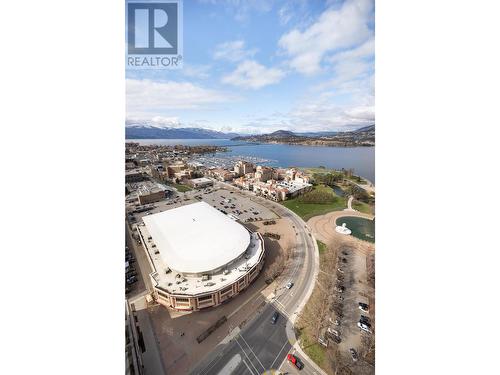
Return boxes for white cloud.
[344,105,374,122]
[315,38,374,98]
[221,60,285,89]
[288,98,374,131]
[213,40,257,62]
[181,64,211,79]
[279,0,373,75]
[278,4,293,25]
[277,0,311,27]
[126,79,233,113]
[327,38,374,64]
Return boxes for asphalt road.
[191,183,321,375]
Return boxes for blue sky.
[126,0,374,134]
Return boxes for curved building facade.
[137,201,265,311]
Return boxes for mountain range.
[231,124,375,147]
[125,122,374,145]
[125,123,239,139]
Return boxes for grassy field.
[303,167,336,174]
[346,175,367,184]
[282,185,346,221]
[299,329,327,368]
[171,183,192,192]
[352,200,374,214]
[317,240,327,254]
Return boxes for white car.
[286,281,294,289]
[358,302,369,312]
[357,322,371,333]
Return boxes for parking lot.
[336,243,373,352]
[126,184,279,225]
[193,187,278,223]
[307,211,375,373]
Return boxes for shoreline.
[126,139,375,183]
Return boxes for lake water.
[129,139,375,183]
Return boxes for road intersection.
[190,184,324,375]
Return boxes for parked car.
[286,281,294,289]
[287,354,304,370]
[271,311,279,325]
[357,322,371,333]
[358,302,369,312]
[126,271,137,278]
[360,315,371,324]
[349,348,358,362]
[328,328,340,337]
[126,276,137,285]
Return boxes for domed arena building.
[136,201,265,311]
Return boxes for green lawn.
[299,328,327,368]
[346,175,367,184]
[352,200,374,214]
[282,185,346,221]
[316,240,327,254]
[171,183,192,192]
[303,167,335,174]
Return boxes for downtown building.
[136,202,265,311]
[234,161,255,177]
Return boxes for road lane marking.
[269,340,289,369]
[238,334,266,372]
[199,352,225,375]
[242,359,256,375]
[235,337,261,375]
[216,354,243,375]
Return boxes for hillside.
[232,124,374,147]
[125,123,240,139]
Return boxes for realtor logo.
[126,0,183,69]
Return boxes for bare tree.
[265,253,285,280]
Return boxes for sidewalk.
[131,299,166,375]
[344,195,356,212]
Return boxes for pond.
[331,184,345,197]
[336,216,375,243]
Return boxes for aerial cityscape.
[125,140,375,375]
[125,1,375,374]
[3,0,495,374]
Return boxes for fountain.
[335,222,352,235]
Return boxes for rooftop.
[137,182,166,196]
[142,201,251,274]
[138,224,264,295]
[277,180,312,193]
[190,177,212,183]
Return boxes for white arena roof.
[142,201,251,274]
